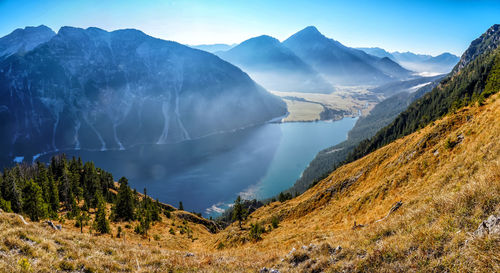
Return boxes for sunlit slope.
[210,93,500,272]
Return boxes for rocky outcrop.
[452,24,500,74]
[473,214,500,237]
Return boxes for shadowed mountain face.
[217,35,333,93]
[0,26,286,159]
[283,26,412,86]
[0,25,55,60]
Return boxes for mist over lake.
[33,118,357,217]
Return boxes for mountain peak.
[453,24,500,74]
[295,26,324,38]
[0,24,55,59]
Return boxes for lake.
[33,117,357,217]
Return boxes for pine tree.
[48,176,59,215]
[232,196,247,229]
[35,162,50,204]
[114,177,135,221]
[3,171,22,213]
[94,193,110,234]
[22,179,47,221]
[179,201,184,211]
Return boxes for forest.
[0,155,166,235]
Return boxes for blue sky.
[0,0,498,55]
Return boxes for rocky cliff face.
[452,24,500,74]
[0,26,286,159]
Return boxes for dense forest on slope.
[0,155,174,235]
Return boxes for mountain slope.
[213,93,500,272]
[283,26,412,85]
[0,26,286,161]
[286,76,443,195]
[0,25,55,60]
[217,35,333,93]
[345,25,500,166]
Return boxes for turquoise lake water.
[37,117,357,217]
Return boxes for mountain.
[452,24,500,74]
[391,51,460,74]
[285,75,443,195]
[368,74,444,97]
[356,48,460,74]
[190,43,235,53]
[282,26,413,86]
[217,35,333,93]
[1,25,499,273]
[0,26,286,160]
[0,25,55,60]
[345,24,500,168]
[356,47,396,61]
[282,24,499,210]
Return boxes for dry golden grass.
[1,94,499,272]
[206,93,500,272]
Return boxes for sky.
[0,0,499,56]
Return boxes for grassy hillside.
[210,93,500,272]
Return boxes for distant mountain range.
[214,26,414,92]
[283,26,413,86]
[358,47,459,74]
[0,25,286,160]
[189,43,235,53]
[216,35,333,93]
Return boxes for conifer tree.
[48,176,59,215]
[94,193,110,234]
[179,201,184,211]
[22,179,47,221]
[3,171,22,213]
[114,177,135,221]
[35,162,50,204]
[232,196,247,229]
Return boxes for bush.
[249,222,265,241]
[271,216,279,229]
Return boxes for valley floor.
[1,94,499,272]
[271,87,378,122]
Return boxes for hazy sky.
[1,0,498,55]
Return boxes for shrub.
[249,222,265,241]
[271,216,279,229]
